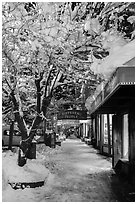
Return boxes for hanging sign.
[57,110,87,120]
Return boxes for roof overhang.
[89,66,135,115]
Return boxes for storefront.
[91,114,112,155]
[79,118,91,141]
[88,66,135,182]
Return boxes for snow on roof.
[85,39,135,112]
[93,39,135,79]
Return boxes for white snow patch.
[2,150,49,185]
[92,39,135,78]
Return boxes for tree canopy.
[2,2,135,162]
[2,2,135,122]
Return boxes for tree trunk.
[8,120,14,150]
[17,68,53,164]
[14,112,28,140]
[10,91,28,140]
[35,76,42,114]
[28,115,42,142]
[20,115,42,158]
[41,94,52,116]
[43,119,47,144]
[19,91,53,160]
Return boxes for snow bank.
[2,150,49,188]
[2,145,62,191]
[2,168,8,191]
[2,145,62,202]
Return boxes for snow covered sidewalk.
[2,141,134,202]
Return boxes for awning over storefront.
[88,66,135,115]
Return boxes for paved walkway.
[40,138,134,202]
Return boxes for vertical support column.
[128,110,135,164]
[88,118,92,141]
[112,114,122,168]
[86,122,89,138]
[79,125,82,138]
[83,123,85,138]
[90,117,93,139]
[81,123,83,139]
[92,117,95,139]
[128,108,135,184]
[96,115,100,148]
[107,114,111,156]
[94,115,98,148]
[112,115,116,168]
[84,123,86,137]
[100,114,104,154]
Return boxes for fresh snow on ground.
[2,140,134,202]
[2,145,61,202]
